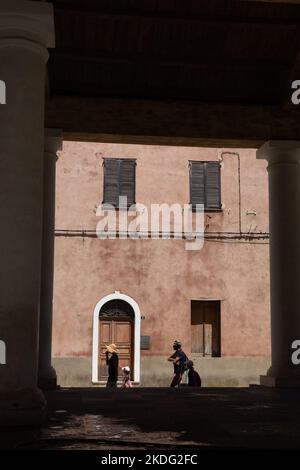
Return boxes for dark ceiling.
[48,0,300,105]
[43,1,300,146]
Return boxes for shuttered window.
[189,161,221,211]
[103,158,136,208]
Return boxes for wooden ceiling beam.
[45,94,300,148]
[49,50,292,70]
[52,5,300,26]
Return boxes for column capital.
[45,128,63,158]
[0,1,55,49]
[257,140,300,165]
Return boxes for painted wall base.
[53,356,271,388]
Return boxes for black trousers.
[106,380,117,388]
[170,373,182,387]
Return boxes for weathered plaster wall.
[52,142,270,386]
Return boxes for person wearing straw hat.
[105,343,119,388]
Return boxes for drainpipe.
[220,151,242,235]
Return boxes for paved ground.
[1,387,300,450]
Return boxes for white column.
[38,129,62,390]
[0,1,55,424]
[257,141,300,387]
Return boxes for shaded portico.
[2,0,300,425]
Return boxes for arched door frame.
[92,291,141,383]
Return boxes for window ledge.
[190,207,223,213]
[101,203,137,211]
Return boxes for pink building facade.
[52,142,271,387]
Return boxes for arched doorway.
[99,300,134,381]
[92,292,141,384]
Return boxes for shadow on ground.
[1,387,300,449]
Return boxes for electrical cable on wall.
[55,229,269,244]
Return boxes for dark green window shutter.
[103,158,136,207]
[120,159,136,206]
[206,161,221,210]
[190,161,221,210]
[103,159,120,206]
[190,162,205,208]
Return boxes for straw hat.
[106,343,118,353]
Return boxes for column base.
[0,387,46,426]
[260,375,300,388]
[38,366,57,390]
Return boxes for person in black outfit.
[105,343,119,388]
[168,340,188,387]
[187,360,202,387]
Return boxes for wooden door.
[191,301,220,357]
[98,317,133,381]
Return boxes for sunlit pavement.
[1,387,300,450]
